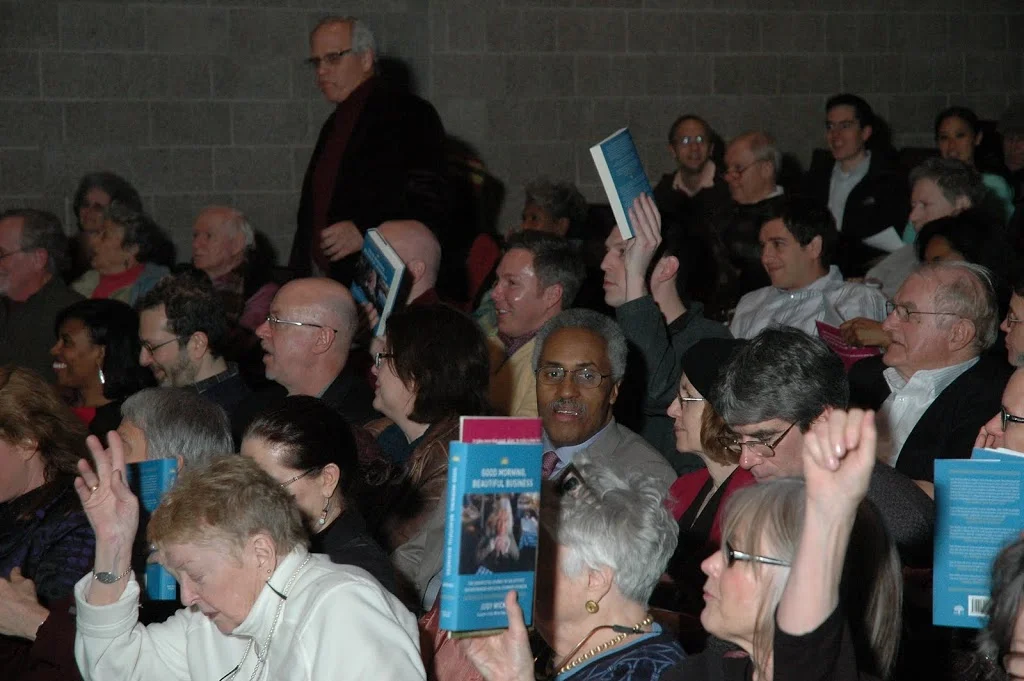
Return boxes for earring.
[98,368,106,385]
[318,497,330,526]
[585,600,599,614]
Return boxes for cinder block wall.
[1,0,1021,260]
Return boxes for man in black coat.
[291,17,448,285]
[802,94,909,278]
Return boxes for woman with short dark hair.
[365,303,491,608]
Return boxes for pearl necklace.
[555,614,654,675]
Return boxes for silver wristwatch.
[93,566,132,584]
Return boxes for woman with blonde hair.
[71,434,425,680]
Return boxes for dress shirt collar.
[883,356,979,396]
[831,150,871,181]
[543,418,615,466]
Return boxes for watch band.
[93,566,133,584]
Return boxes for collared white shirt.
[729,265,887,339]
[542,419,614,478]
[828,151,872,230]
[878,356,979,466]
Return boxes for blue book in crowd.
[350,228,406,337]
[589,127,652,241]
[126,458,178,601]
[440,441,543,636]
[933,447,1024,628]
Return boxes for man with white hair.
[291,16,448,286]
[191,205,277,331]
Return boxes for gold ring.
[90,485,99,492]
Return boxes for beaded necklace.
[552,614,654,676]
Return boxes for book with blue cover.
[440,440,543,636]
[932,448,1024,628]
[590,127,652,240]
[350,228,406,337]
[126,458,178,601]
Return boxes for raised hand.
[458,591,534,681]
[800,409,877,516]
[75,432,139,552]
[622,194,662,301]
[320,220,364,261]
[839,318,890,348]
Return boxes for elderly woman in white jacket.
[71,433,424,681]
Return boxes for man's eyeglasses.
[374,352,394,369]
[140,336,183,355]
[724,540,791,568]
[673,135,706,147]
[265,314,338,334]
[304,49,353,69]
[280,468,318,488]
[1002,406,1024,432]
[825,120,859,133]
[717,422,797,458]
[885,301,962,323]
[723,159,763,178]
[554,463,590,497]
[536,366,611,389]
[1005,312,1022,328]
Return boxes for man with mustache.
[532,309,675,492]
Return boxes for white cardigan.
[74,548,425,681]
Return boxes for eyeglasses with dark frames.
[374,352,394,369]
[1002,406,1024,432]
[536,366,611,389]
[723,159,764,177]
[264,314,338,334]
[885,301,962,323]
[724,540,791,568]
[140,336,183,355]
[553,463,590,497]
[717,422,797,458]
[304,49,353,69]
[280,468,318,488]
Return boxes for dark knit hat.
[680,337,747,399]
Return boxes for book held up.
[590,128,652,241]
[350,228,406,337]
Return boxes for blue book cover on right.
[590,127,652,241]
[350,228,405,337]
[126,458,178,601]
[440,441,542,636]
[933,454,1024,628]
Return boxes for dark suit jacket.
[850,354,1012,483]
[291,80,449,283]
[803,148,910,278]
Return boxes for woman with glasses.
[974,535,1024,681]
[365,303,491,608]
[241,395,397,596]
[72,436,424,681]
[662,339,754,648]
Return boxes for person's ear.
[17,438,39,461]
[805,235,823,261]
[553,217,571,238]
[861,124,873,144]
[608,379,621,406]
[251,534,278,573]
[408,259,427,283]
[953,195,973,213]
[587,564,614,603]
[175,454,184,470]
[654,255,679,284]
[311,326,336,355]
[542,282,565,310]
[975,130,984,147]
[948,317,977,353]
[319,463,341,499]
[359,49,375,74]
[187,331,209,360]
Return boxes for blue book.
[440,441,543,636]
[590,127,652,240]
[933,452,1024,628]
[350,228,406,337]
[126,459,178,601]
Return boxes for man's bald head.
[278,277,357,352]
[376,220,441,301]
[192,205,253,278]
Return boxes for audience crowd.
[3,13,1024,681]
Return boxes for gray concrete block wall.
[0,0,1021,261]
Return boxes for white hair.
[312,16,377,62]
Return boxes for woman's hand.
[458,591,534,681]
[622,194,663,302]
[839,318,890,348]
[801,409,877,516]
[0,568,49,640]
[75,432,139,556]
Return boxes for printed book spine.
[440,441,543,636]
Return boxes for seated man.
[237,278,378,435]
[602,194,730,471]
[191,205,278,332]
[533,308,676,492]
[652,114,729,225]
[488,231,585,417]
[802,94,909,277]
[137,272,251,419]
[730,196,886,339]
[0,209,82,382]
[711,326,934,565]
[850,262,1012,483]
[712,131,787,300]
